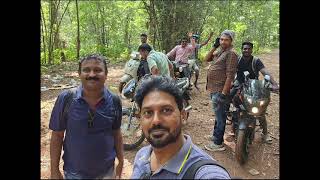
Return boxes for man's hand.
[115,160,124,179]
[213,37,220,48]
[51,170,63,179]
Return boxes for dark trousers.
[210,92,229,145]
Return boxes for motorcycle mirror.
[264,75,271,81]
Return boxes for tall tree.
[75,0,80,60]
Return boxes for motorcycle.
[172,61,192,124]
[230,71,276,164]
[119,52,141,93]
[120,78,145,150]
[120,75,192,150]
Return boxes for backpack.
[182,159,232,179]
[61,88,121,124]
[238,55,259,79]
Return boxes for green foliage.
[41,0,279,65]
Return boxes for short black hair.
[242,42,254,49]
[138,43,152,52]
[135,75,184,111]
[78,54,108,74]
[181,37,188,42]
[141,33,148,38]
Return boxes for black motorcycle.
[231,71,277,164]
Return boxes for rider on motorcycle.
[166,33,196,79]
[230,41,279,144]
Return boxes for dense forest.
[40,0,279,65]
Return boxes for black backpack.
[61,88,121,124]
[182,159,235,179]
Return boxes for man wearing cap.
[203,30,238,152]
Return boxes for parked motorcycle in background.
[120,78,145,150]
[118,52,141,93]
[172,61,192,124]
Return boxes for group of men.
[49,30,279,179]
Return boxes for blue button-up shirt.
[131,135,231,179]
[49,85,121,178]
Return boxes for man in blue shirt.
[49,54,124,179]
[131,75,231,179]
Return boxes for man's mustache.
[86,77,99,81]
[148,124,170,134]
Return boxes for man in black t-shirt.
[229,42,279,144]
[235,42,279,87]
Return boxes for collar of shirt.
[75,85,109,103]
[138,134,193,175]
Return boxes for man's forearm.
[260,68,278,86]
[200,35,213,46]
[222,77,233,95]
[50,131,64,172]
[204,47,217,62]
[113,130,124,163]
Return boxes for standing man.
[203,30,238,152]
[49,54,124,179]
[140,33,148,44]
[138,43,174,77]
[188,32,214,89]
[231,41,279,143]
[131,75,231,179]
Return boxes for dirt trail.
[41,49,279,179]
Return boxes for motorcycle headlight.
[251,107,259,114]
[179,67,183,72]
[260,100,265,106]
[247,97,253,104]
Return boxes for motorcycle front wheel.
[235,129,250,164]
[121,107,145,150]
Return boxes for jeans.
[64,166,114,179]
[210,92,229,145]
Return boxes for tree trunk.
[76,0,80,60]
[40,4,47,64]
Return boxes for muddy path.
[41,49,279,179]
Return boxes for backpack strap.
[182,159,231,179]
[237,55,243,64]
[61,88,77,123]
[251,56,259,79]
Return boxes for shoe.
[204,142,226,152]
[262,134,272,144]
